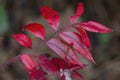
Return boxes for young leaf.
[70,3,84,24]
[24,23,46,40]
[12,33,32,48]
[20,54,47,80]
[47,38,83,65]
[40,6,60,30]
[75,27,91,48]
[80,21,113,33]
[59,31,95,64]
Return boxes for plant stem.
[0,54,21,70]
[37,23,79,47]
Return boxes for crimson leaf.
[80,21,113,33]
[40,6,60,30]
[12,33,32,48]
[70,2,84,24]
[24,23,46,40]
[39,54,59,73]
[39,54,86,79]
[20,54,47,80]
[59,31,95,64]
[20,54,38,70]
[75,27,91,48]
[47,38,83,65]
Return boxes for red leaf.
[24,23,46,40]
[40,6,60,30]
[75,27,91,48]
[39,54,87,80]
[47,38,83,65]
[30,68,47,80]
[39,54,86,72]
[20,54,47,80]
[51,57,73,70]
[20,54,38,70]
[70,3,84,24]
[12,33,32,48]
[80,21,113,33]
[39,54,59,73]
[39,54,72,75]
[59,31,95,64]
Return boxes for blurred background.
[0,0,120,80]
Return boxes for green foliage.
[0,4,9,34]
[97,33,112,45]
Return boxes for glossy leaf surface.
[47,38,83,65]
[59,31,95,63]
[41,6,60,30]
[70,3,84,24]
[80,21,113,33]
[24,23,46,40]
[12,33,32,48]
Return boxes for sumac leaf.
[20,54,47,80]
[80,21,113,33]
[12,33,32,48]
[70,3,84,24]
[59,31,95,63]
[47,38,83,65]
[40,6,60,30]
[75,27,91,48]
[24,23,46,40]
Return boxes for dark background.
[0,0,120,80]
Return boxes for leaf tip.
[40,6,60,31]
